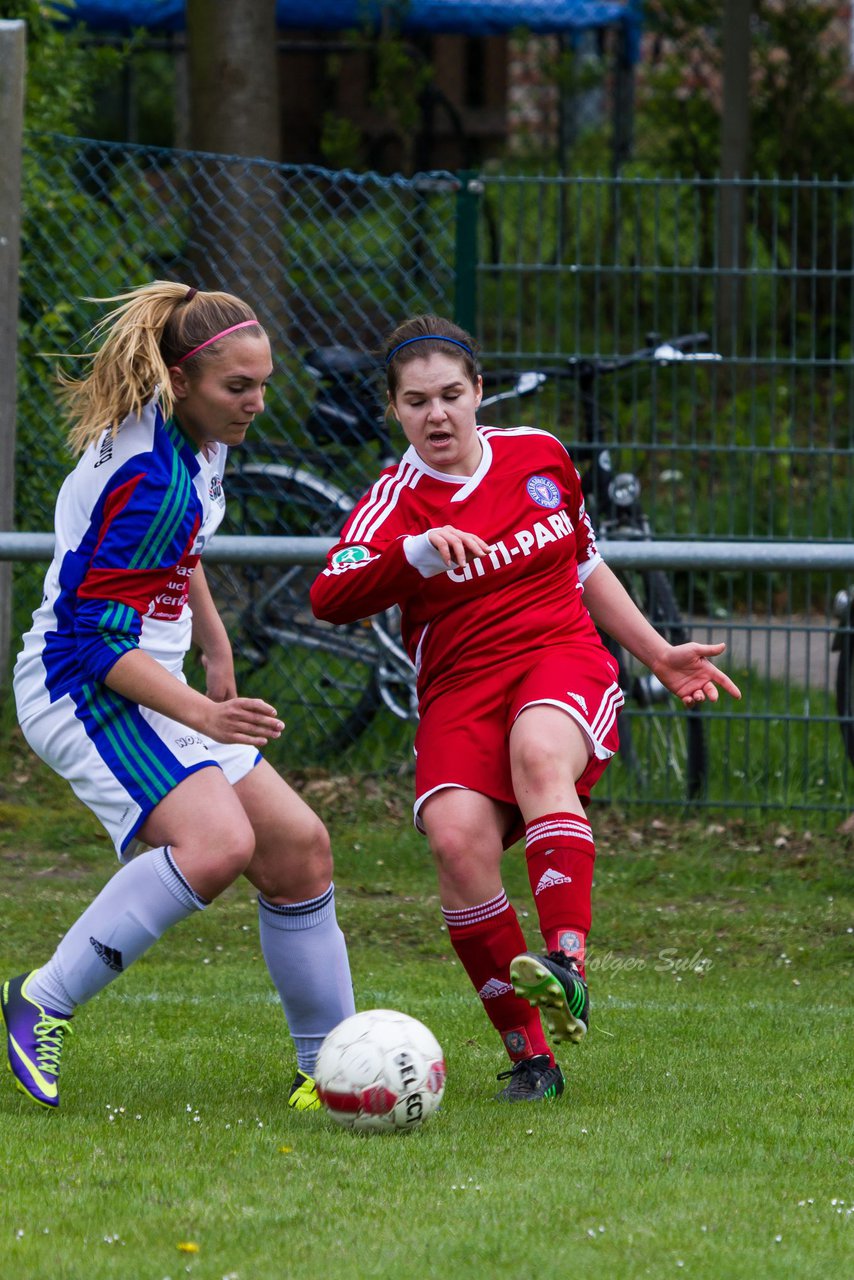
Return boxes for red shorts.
[413,642,623,846]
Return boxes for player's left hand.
[201,651,238,702]
[651,641,742,707]
[426,525,493,569]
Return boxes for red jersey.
[310,425,608,712]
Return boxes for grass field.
[0,721,852,1280]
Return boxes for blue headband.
[385,334,473,364]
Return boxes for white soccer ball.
[314,1009,446,1133]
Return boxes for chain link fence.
[12,134,854,817]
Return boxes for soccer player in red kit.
[310,315,741,1103]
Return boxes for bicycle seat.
[304,346,377,381]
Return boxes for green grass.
[0,723,852,1280]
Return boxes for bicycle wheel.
[371,605,418,722]
[611,568,708,801]
[205,468,382,763]
[834,602,854,767]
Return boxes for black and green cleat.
[509,951,589,1044]
[494,1054,564,1102]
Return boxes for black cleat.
[494,1053,564,1102]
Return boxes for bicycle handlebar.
[479,334,721,409]
[536,332,720,381]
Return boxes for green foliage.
[78,46,178,147]
[494,27,615,174]
[752,1,854,179]
[367,25,433,148]
[640,0,854,179]
[319,5,433,175]
[0,0,123,132]
[320,109,366,171]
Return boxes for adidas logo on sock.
[478,976,514,999]
[535,868,573,895]
[90,937,123,972]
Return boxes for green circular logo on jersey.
[331,545,370,566]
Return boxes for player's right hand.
[427,525,493,569]
[203,696,284,746]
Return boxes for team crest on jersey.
[331,545,370,567]
[209,475,223,502]
[526,475,561,508]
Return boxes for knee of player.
[302,816,333,879]
[210,822,257,880]
[427,822,479,877]
[274,813,332,876]
[513,736,577,790]
[254,817,332,901]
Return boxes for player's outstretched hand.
[427,525,493,569]
[651,641,742,708]
[202,696,284,746]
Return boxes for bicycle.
[207,335,721,798]
[832,586,854,767]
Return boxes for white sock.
[258,884,355,1075]
[28,846,208,1014]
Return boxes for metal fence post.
[454,170,481,334]
[0,20,26,691]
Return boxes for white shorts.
[20,690,260,862]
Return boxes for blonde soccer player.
[4,282,355,1110]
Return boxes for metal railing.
[4,533,854,572]
[5,531,854,819]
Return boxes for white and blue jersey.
[14,398,256,858]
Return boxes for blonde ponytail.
[58,280,261,454]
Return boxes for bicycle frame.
[832,586,854,767]
[235,460,353,516]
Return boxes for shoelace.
[496,1055,550,1084]
[33,1015,72,1076]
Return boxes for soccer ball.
[314,1009,446,1133]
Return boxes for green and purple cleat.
[1,972,72,1109]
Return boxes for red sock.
[525,812,595,975]
[442,892,552,1063]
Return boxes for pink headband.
[177,319,259,364]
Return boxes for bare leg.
[509,704,591,822]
